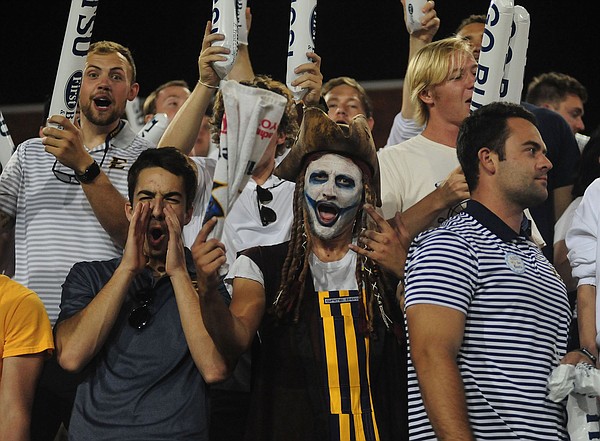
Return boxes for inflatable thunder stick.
[501,6,530,104]
[471,0,514,111]
[125,97,145,133]
[211,0,239,79]
[286,0,317,102]
[405,0,428,33]
[137,113,170,146]
[48,0,98,124]
[0,110,15,170]
[237,0,249,45]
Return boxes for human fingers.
[363,204,394,233]
[293,53,322,76]
[45,114,74,130]
[193,217,218,247]
[164,205,183,237]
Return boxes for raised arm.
[192,218,265,363]
[393,165,469,239]
[158,22,228,154]
[163,205,229,382]
[226,7,255,82]
[42,115,131,246]
[55,202,150,372]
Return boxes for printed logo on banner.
[256,119,278,141]
[64,70,83,117]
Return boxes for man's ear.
[125,201,134,222]
[419,88,434,105]
[478,147,497,176]
[128,82,140,101]
[366,116,375,131]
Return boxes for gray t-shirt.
[58,252,209,441]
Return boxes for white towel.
[203,80,287,252]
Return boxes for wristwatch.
[75,160,101,184]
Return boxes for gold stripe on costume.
[319,290,342,414]
[318,289,380,441]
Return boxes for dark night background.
[1,1,598,141]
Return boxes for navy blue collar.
[463,200,531,242]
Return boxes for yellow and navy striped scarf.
[318,289,380,441]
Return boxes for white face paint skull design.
[304,153,364,240]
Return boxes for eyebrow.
[86,64,127,75]
[136,190,183,199]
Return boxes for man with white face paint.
[193,107,407,441]
[304,154,364,240]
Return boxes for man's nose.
[150,200,165,218]
[322,179,336,197]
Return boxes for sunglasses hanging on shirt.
[128,286,154,330]
[256,184,277,226]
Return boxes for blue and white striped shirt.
[405,200,570,440]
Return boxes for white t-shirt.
[222,174,295,269]
[378,134,460,222]
[228,248,359,292]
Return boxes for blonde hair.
[406,36,473,126]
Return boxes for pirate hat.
[275,107,381,205]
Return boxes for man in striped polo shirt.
[405,102,574,440]
[0,41,155,439]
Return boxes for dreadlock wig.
[273,107,395,332]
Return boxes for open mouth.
[93,97,112,110]
[316,201,340,226]
[147,225,166,246]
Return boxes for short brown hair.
[525,72,588,107]
[88,41,137,83]
[455,14,486,34]
[321,76,373,118]
[142,80,190,117]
